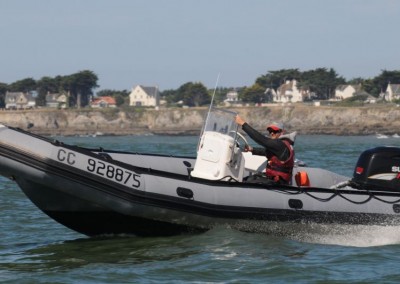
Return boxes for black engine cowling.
[352,146,400,191]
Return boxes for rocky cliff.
[1,104,399,136]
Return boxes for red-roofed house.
[91,96,117,108]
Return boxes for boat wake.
[291,223,400,247]
[376,133,400,139]
[231,221,400,247]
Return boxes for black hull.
[17,177,207,236]
[43,208,400,237]
[45,211,207,237]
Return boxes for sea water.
[1,134,400,283]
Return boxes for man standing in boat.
[235,115,295,185]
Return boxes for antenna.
[209,73,220,109]
[203,73,220,128]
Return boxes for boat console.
[190,108,274,182]
[190,131,245,181]
[190,108,246,181]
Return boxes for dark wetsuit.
[241,123,294,184]
[242,123,291,161]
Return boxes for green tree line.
[0,70,98,108]
[1,68,400,107]
[250,68,400,102]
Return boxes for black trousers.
[244,172,289,185]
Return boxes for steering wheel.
[230,131,249,151]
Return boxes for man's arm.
[242,123,289,160]
[234,114,289,160]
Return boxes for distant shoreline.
[1,104,400,137]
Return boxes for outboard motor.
[352,146,400,191]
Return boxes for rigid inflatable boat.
[1,108,400,237]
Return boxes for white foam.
[290,223,400,247]
[232,221,400,247]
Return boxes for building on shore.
[46,92,68,108]
[381,83,400,102]
[334,84,362,100]
[273,80,306,103]
[91,96,117,108]
[129,85,159,107]
[5,91,36,109]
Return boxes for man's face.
[268,129,282,139]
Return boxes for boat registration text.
[52,148,144,190]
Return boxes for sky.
[1,0,399,92]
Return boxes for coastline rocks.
[0,105,399,136]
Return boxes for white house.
[334,84,361,100]
[382,83,400,102]
[274,80,304,103]
[223,90,241,106]
[46,92,68,108]
[225,90,238,102]
[129,85,159,107]
[5,91,36,109]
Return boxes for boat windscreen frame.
[196,107,239,155]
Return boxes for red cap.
[267,122,284,132]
